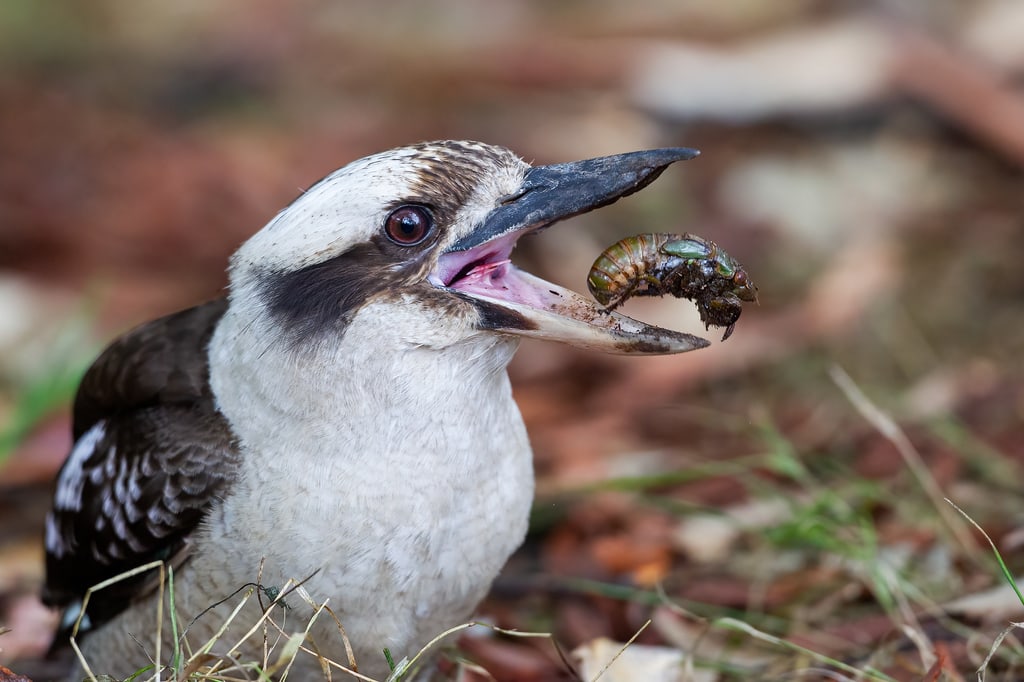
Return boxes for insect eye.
[384,205,433,245]
[733,270,748,286]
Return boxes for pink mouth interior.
[430,232,554,309]
[426,229,711,354]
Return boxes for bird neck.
[207,299,523,471]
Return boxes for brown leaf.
[457,634,563,681]
[918,649,946,682]
[0,665,33,682]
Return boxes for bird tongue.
[455,259,556,310]
[458,258,513,291]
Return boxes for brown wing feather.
[43,299,240,627]
[71,299,229,438]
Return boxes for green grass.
[0,311,96,467]
[0,359,85,463]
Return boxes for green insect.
[587,233,758,340]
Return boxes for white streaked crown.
[231,141,529,277]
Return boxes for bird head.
[228,140,706,357]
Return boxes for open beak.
[431,147,707,355]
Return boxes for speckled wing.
[43,299,240,627]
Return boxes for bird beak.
[432,147,709,355]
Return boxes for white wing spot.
[44,512,67,558]
[59,600,91,632]
[55,422,106,511]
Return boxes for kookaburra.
[43,141,704,679]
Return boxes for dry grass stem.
[828,364,979,555]
[590,619,651,682]
[71,559,166,682]
[976,623,1024,682]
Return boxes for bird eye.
[384,205,433,245]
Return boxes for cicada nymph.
[587,233,757,341]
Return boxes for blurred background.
[2,1,1023,679]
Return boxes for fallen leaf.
[0,665,32,682]
[573,637,689,682]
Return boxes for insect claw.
[602,295,626,313]
[721,323,735,341]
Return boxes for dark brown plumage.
[44,299,239,625]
